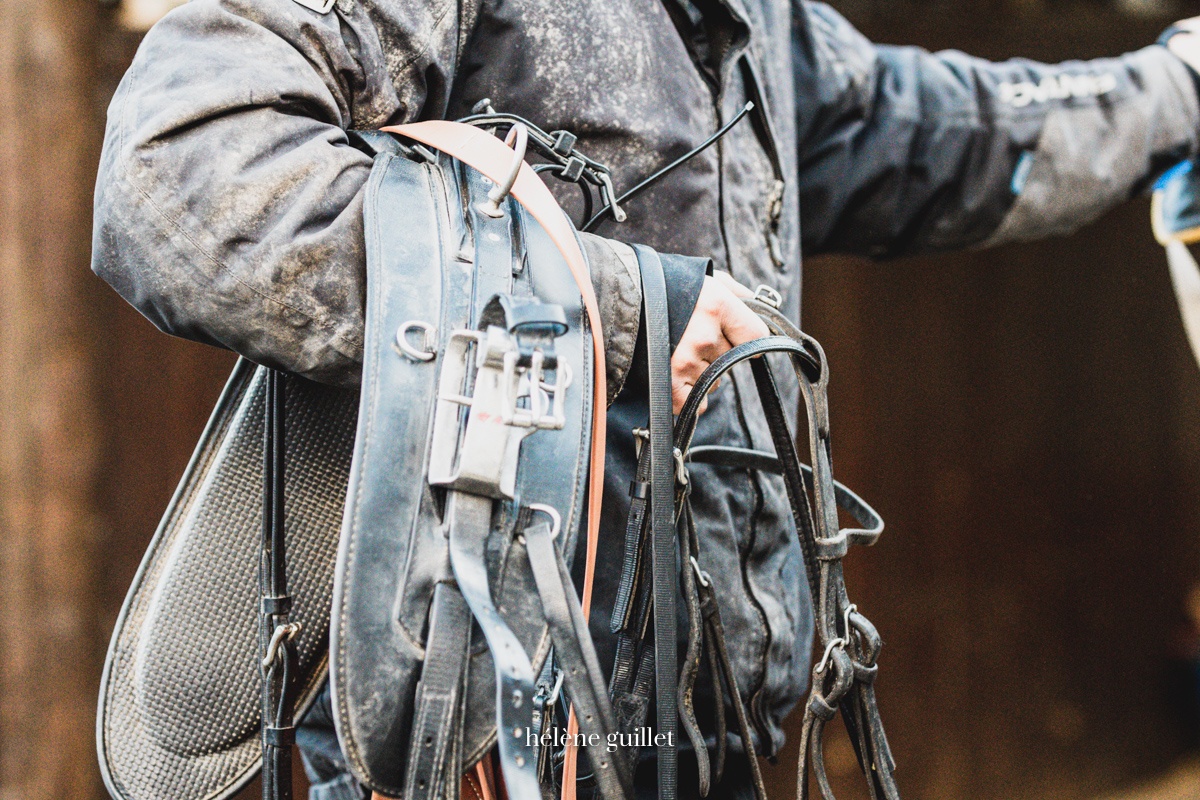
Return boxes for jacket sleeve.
[92,0,433,386]
[793,0,1200,257]
[91,0,646,397]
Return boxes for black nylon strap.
[630,244,678,800]
[403,583,473,800]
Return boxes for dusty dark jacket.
[92,0,1200,757]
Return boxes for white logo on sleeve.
[998,72,1118,107]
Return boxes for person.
[90,1,1200,797]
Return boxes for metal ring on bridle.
[815,636,846,675]
[261,621,303,669]
[478,122,528,218]
[395,320,436,361]
[527,503,562,540]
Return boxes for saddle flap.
[97,361,358,800]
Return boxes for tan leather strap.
[383,120,606,800]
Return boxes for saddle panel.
[331,148,593,795]
[98,361,358,800]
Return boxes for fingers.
[711,269,755,298]
[1168,20,1200,72]
[670,274,770,414]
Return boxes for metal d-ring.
[527,503,562,540]
[396,320,436,361]
[478,122,529,218]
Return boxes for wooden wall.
[767,7,1200,800]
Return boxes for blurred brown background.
[4,0,1200,799]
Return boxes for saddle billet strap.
[675,334,897,800]
[260,369,296,800]
[524,520,634,800]
[388,122,608,800]
[445,491,542,799]
[403,583,473,800]
[629,244,679,800]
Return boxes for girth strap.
[524,519,634,800]
[387,121,608,799]
[445,492,542,799]
[404,584,473,800]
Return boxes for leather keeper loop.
[815,538,849,562]
[628,480,650,500]
[807,693,837,721]
[261,596,292,615]
[852,662,878,684]
[264,726,295,747]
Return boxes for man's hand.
[670,271,770,415]
[1165,18,1200,73]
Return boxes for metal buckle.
[752,284,783,309]
[505,349,571,430]
[673,447,689,486]
[631,427,649,459]
[427,326,569,498]
[527,503,562,540]
[533,669,564,710]
[478,123,529,218]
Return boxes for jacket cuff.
[579,233,643,406]
[577,233,709,407]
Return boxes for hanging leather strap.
[525,519,634,800]
[403,584,473,800]
[260,369,297,800]
[628,244,679,800]
[676,497,710,795]
[444,491,543,799]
